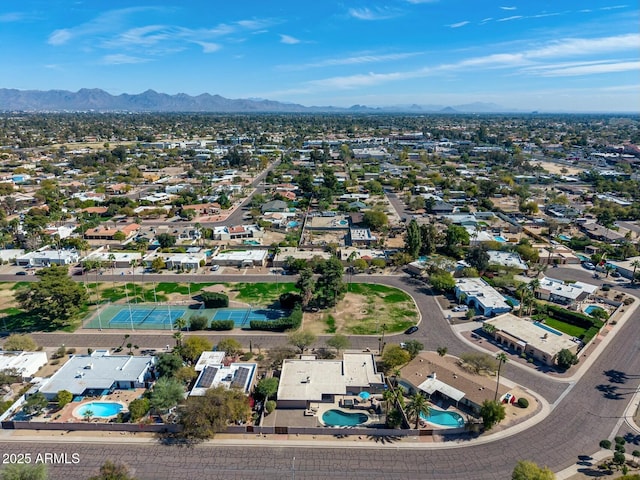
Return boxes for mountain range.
[0,88,511,113]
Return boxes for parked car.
[582,262,596,270]
[611,270,621,278]
[404,326,419,335]
[210,264,220,271]
[15,271,27,276]
[452,305,469,312]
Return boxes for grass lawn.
[543,318,588,338]
[232,282,297,306]
[307,283,418,335]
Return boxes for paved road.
[2,268,639,479]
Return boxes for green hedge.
[209,320,234,331]
[200,292,229,308]
[545,304,601,329]
[249,306,302,332]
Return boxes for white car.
[452,305,469,312]
[210,264,220,271]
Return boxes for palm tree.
[494,352,508,401]
[173,331,183,348]
[83,409,94,422]
[631,260,640,284]
[382,389,395,414]
[406,392,431,429]
[515,283,528,317]
[174,316,188,332]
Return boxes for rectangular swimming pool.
[533,321,562,336]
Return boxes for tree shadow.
[576,467,614,477]
[596,384,625,400]
[623,432,640,445]
[603,369,628,384]
[366,434,401,444]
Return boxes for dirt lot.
[534,160,585,176]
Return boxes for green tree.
[173,366,197,386]
[495,352,508,401]
[315,256,345,308]
[83,409,94,422]
[295,267,316,308]
[150,377,185,412]
[128,398,151,421]
[155,353,182,378]
[287,330,317,354]
[556,349,578,370]
[179,386,251,440]
[437,346,448,357]
[55,390,73,408]
[362,209,388,231]
[429,271,455,292]
[22,392,47,416]
[404,219,421,259]
[151,257,165,272]
[2,334,38,351]
[0,463,48,480]
[406,392,430,429]
[419,223,438,255]
[15,265,88,328]
[326,334,350,355]
[88,460,137,480]
[180,336,213,363]
[511,460,556,480]
[403,340,423,359]
[443,224,470,258]
[217,338,243,356]
[254,377,279,401]
[466,246,490,273]
[382,345,410,372]
[480,399,506,430]
[156,233,176,248]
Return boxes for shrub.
[615,444,625,454]
[189,315,209,331]
[240,352,254,361]
[517,397,529,408]
[250,306,302,331]
[129,398,151,421]
[279,292,302,310]
[615,436,626,445]
[200,291,229,308]
[600,439,612,449]
[66,348,76,355]
[265,400,276,415]
[209,320,234,331]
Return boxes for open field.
[303,283,418,335]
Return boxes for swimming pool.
[585,305,605,316]
[287,221,299,228]
[494,236,507,242]
[533,321,562,336]
[321,409,368,427]
[74,402,123,419]
[503,295,520,307]
[420,409,465,428]
[558,234,572,241]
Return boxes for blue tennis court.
[108,308,186,327]
[213,308,287,326]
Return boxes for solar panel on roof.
[196,366,218,388]
[231,367,250,390]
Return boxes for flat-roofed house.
[0,351,48,381]
[276,353,384,409]
[38,351,155,400]
[454,278,512,317]
[483,313,579,366]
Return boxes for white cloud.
[497,15,523,22]
[525,61,640,77]
[480,17,493,24]
[101,54,149,65]
[348,7,399,21]
[448,21,470,28]
[405,0,439,3]
[295,33,640,92]
[48,29,73,46]
[500,6,517,10]
[279,52,423,70]
[194,42,221,53]
[0,12,25,22]
[280,34,300,45]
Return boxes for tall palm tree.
[631,260,640,284]
[494,352,508,401]
[382,389,395,414]
[406,392,431,429]
[515,283,528,317]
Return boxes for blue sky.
[1,1,638,112]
